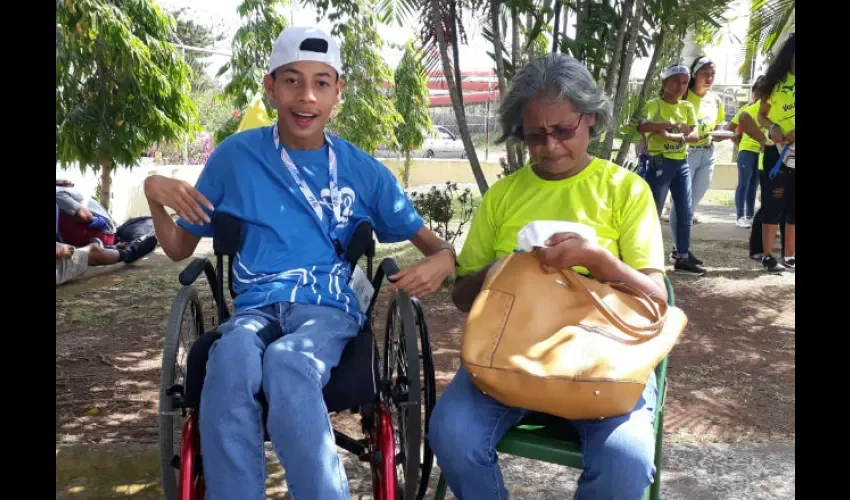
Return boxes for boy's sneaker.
[670,251,703,266]
[762,255,786,274]
[783,256,795,269]
[674,257,706,276]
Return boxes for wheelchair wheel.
[411,298,437,500]
[159,286,206,500]
[383,292,434,499]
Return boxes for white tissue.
[517,220,597,251]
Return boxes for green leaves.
[56,0,199,172]
[393,41,433,155]
[220,0,289,110]
[331,2,402,154]
[746,0,794,54]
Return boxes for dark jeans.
[645,155,692,256]
[735,150,759,219]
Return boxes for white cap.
[660,64,690,80]
[268,26,342,77]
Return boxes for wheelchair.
[157,214,437,500]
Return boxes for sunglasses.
[523,115,584,145]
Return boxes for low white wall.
[56,161,205,224]
[58,158,738,224]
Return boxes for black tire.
[383,292,421,500]
[159,286,205,500]
[412,298,436,500]
[426,150,435,159]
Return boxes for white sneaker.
[736,217,752,228]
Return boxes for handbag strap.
[557,269,667,340]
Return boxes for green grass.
[701,189,736,209]
[57,446,162,499]
[56,445,290,499]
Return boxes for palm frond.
[746,0,795,53]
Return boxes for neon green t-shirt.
[731,101,765,154]
[456,159,666,278]
[685,90,725,147]
[766,72,795,135]
[643,98,698,160]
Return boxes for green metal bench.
[433,275,675,500]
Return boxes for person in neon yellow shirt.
[428,53,668,500]
[667,56,730,244]
[637,64,706,275]
[754,33,795,272]
[727,75,767,228]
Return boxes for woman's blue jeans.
[645,155,693,256]
[735,150,760,219]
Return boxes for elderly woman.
[428,53,667,499]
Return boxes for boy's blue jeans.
[198,302,360,500]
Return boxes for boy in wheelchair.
[144,26,456,500]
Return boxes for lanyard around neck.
[272,124,341,228]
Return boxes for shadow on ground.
[56,201,794,498]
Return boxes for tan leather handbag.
[461,252,687,420]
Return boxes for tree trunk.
[614,26,666,166]
[451,0,464,108]
[576,0,590,60]
[552,1,562,53]
[490,0,519,171]
[511,7,526,166]
[600,0,644,161]
[432,0,489,194]
[562,1,569,53]
[403,150,411,188]
[603,0,633,94]
[99,158,113,210]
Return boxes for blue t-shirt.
[177,126,424,324]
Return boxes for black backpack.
[116,216,155,244]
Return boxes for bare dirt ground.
[56,197,794,498]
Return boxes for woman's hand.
[769,124,784,144]
[662,131,684,142]
[72,206,93,224]
[674,122,691,134]
[533,232,604,274]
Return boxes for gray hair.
[497,53,612,143]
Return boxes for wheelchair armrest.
[366,258,402,316]
[376,258,400,283]
[179,258,214,286]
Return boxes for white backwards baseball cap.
[268,26,342,77]
[661,64,690,80]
